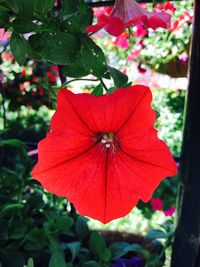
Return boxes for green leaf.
[5,0,19,13]
[63,56,90,78]
[0,203,24,216]
[67,242,81,262]
[26,258,34,267]
[62,8,93,33]
[80,34,107,78]
[108,67,128,88]
[60,0,78,16]
[10,33,27,66]
[49,252,66,267]
[82,261,101,267]
[109,242,145,259]
[101,249,111,263]
[0,7,9,27]
[29,32,80,65]
[17,0,34,19]
[89,231,106,260]
[12,19,39,34]
[75,216,89,240]
[49,216,74,234]
[92,84,103,96]
[146,229,168,240]
[34,0,55,17]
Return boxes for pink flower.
[0,28,10,41]
[150,198,163,211]
[112,32,129,49]
[163,2,175,14]
[164,207,175,216]
[133,24,148,38]
[87,0,171,37]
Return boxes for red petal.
[117,86,177,202]
[33,140,139,223]
[104,17,125,37]
[86,24,104,33]
[147,13,171,30]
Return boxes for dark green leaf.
[12,19,39,34]
[34,0,54,17]
[92,84,103,96]
[62,8,93,33]
[82,261,101,267]
[80,34,107,78]
[75,216,89,240]
[29,32,80,65]
[49,216,74,234]
[0,219,8,240]
[108,67,128,88]
[60,0,78,16]
[0,203,24,216]
[67,242,81,261]
[0,7,9,27]
[146,229,168,240]
[49,252,66,267]
[89,231,106,260]
[101,248,111,263]
[10,33,27,66]
[109,242,144,259]
[63,56,90,78]
[17,0,34,19]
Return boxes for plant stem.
[100,77,108,91]
[55,78,99,89]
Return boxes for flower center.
[101,132,114,148]
[96,132,119,151]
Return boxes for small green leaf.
[146,229,168,240]
[49,216,74,234]
[89,231,106,260]
[75,216,89,240]
[109,242,145,259]
[67,242,81,262]
[108,67,128,88]
[12,19,39,33]
[10,33,27,66]
[101,248,111,263]
[49,252,66,267]
[26,258,34,267]
[92,84,103,96]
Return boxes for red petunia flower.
[86,0,171,37]
[32,86,177,223]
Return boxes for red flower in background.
[86,0,171,37]
[32,86,177,223]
